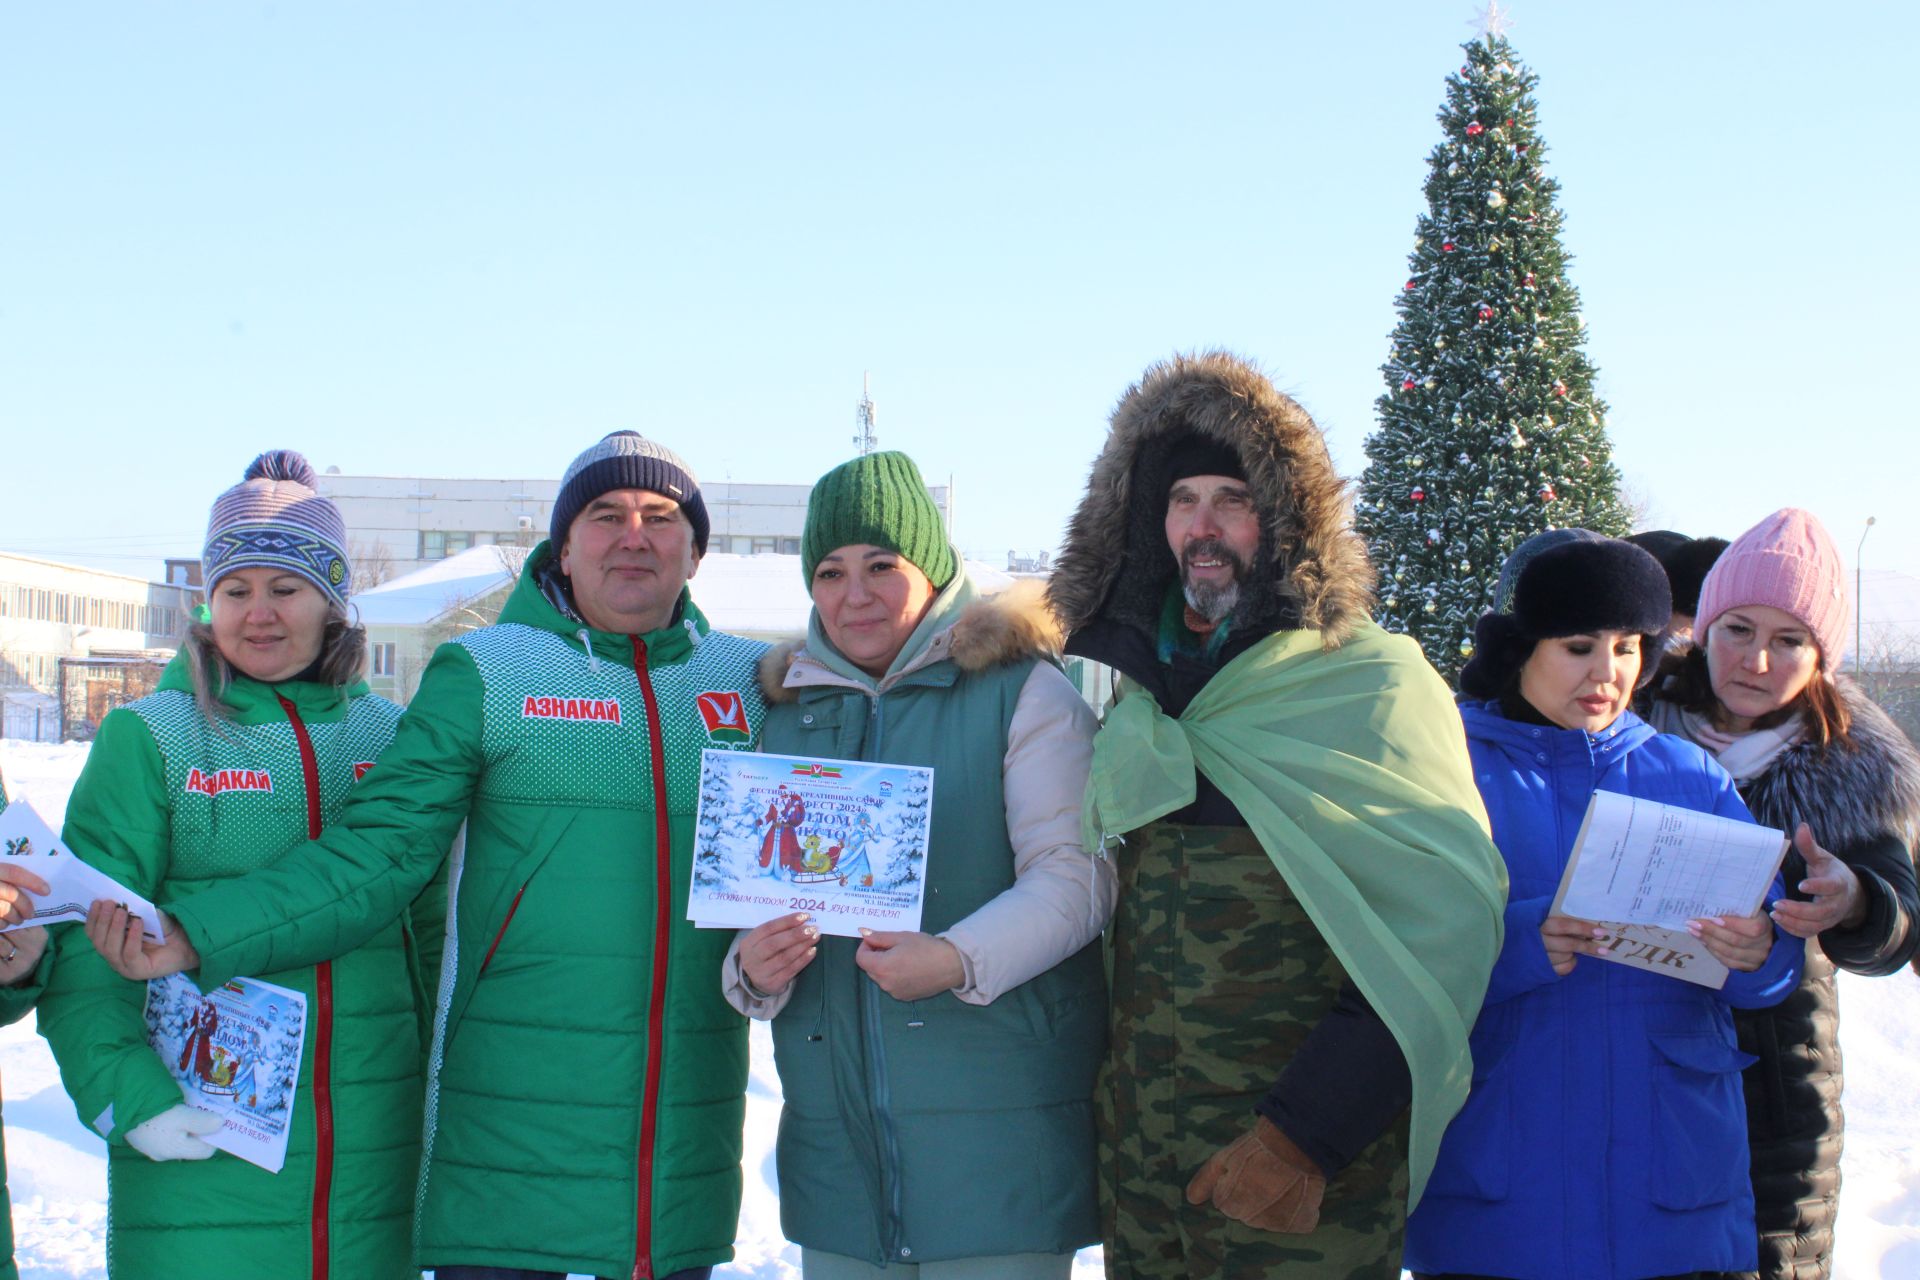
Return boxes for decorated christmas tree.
[1356,18,1630,679]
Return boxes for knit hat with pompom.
[201,450,352,605]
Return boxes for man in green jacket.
[1047,352,1508,1280]
[89,432,771,1280]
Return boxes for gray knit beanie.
[553,432,710,554]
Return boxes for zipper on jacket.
[860,692,910,1259]
[479,884,528,974]
[628,635,674,1280]
[276,693,334,1280]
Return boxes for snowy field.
[3,738,1915,1279]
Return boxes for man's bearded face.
[1165,476,1261,623]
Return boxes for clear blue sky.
[5,2,1914,585]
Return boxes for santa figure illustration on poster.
[691,750,933,937]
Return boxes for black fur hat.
[1459,538,1672,699]
[1626,530,1727,618]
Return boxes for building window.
[778,537,800,555]
[420,531,475,560]
[751,537,777,555]
[371,643,397,677]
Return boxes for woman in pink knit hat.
[1643,506,1920,1280]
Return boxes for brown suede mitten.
[1183,1115,1327,1234]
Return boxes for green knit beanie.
[801,451,956,589]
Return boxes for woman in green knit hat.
[724,451,1114,1279]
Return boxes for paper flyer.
[689,749,934,938]
[1549,791,1789,990]
[144,972,308,1173]
[0,800,168,942]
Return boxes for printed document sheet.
[689,749,934,938]
[145,972,307,1172]
[0,800,167,942]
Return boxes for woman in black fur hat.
[1406,537,1802,1280]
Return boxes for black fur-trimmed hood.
[1046,351,1375,649]
[1743,677,1920,853]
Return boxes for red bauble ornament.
[1402,377,1416,390]
[1505,118,1515,128]
[1410,486,1426,502]
[1540,484,1557,502]
[1553,380,1569,397]
[1442,241,1457,252]
[1466,122,1485,136]
[1477,305,1494,321]
[1523,272,1536,287]
[1404,279,1416,292]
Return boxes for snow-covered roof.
[353,544,530,627]
[351,546,1017,635]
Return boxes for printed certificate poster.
[145,973,308,1173]
[690,749,934,938]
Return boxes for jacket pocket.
[1648,1028,1759,1211]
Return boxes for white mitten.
[125,1104,224,1162]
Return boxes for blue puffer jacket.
[1405,703,1803,1280]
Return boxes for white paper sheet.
[1558,790,1788,929]
[689,749,935,938]
[0,800,167,942]
[145,972,307,1173]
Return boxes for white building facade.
[315,470,952,583]
[0,553,194,694]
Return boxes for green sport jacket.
[168,543,770,1279]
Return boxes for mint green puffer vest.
[763,653,1105,1266]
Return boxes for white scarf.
[1647,699,1806,785]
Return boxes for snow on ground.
[2,738,1913,1278]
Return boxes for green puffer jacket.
[168,543,771,1279]
[761,578,1107,1266]
[37,655,422,1280]
[0,791,53,1280]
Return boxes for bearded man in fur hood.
[1048,352,1508,1279]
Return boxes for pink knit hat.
[1694,508,1852,668]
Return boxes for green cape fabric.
[1083,621,1507,1208]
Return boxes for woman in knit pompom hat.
[725,450,1113,1277]
[38,450,427,1279]
[1643,507,1920,1280]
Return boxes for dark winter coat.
[1405,703,1803,1280]
[1651,678,1920,1280]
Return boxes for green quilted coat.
[167,543,771,1279]
[0,791,52,1280]
[37,655,423,1280]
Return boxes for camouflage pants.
[1100,822,1407,1280]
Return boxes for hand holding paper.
[0,801,167,943]
[1540,914,1612,977]
[87,900,198,981]
[739,912,819,997]
[0,863,51,928]
[1688,910,1774,973]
